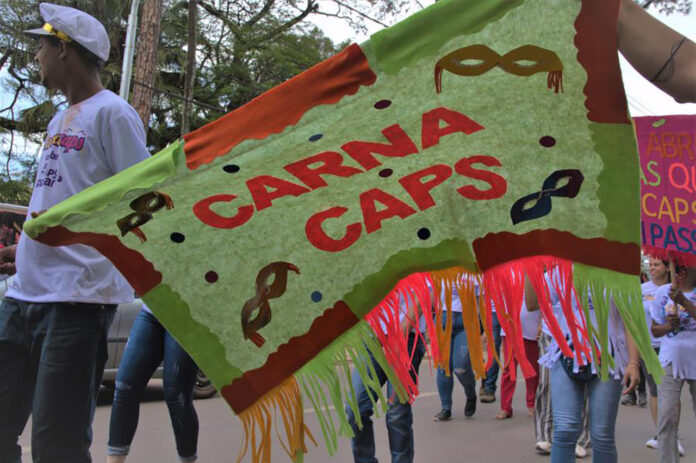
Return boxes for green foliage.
[0,177,33,206]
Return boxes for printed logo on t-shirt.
[663,298,696,334]
[36,129,86,189]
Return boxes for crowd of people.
[0,1,693,462]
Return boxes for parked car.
[0,276,216,399]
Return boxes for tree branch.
[329,1,389,28]
[196,1,246,44]
[257,0,318,43]
[245,0,275,27]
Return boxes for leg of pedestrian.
[107,309,166,462]
[0,299,33,463]
[587,375,622,462]
[523,338,540,417]
[549,361,584,463]
[451,322,477,418]
[31,303,115,463]
[657,365,683,463]
[496,337,514,419]
[386,333,424,463]
[534,334,553,454]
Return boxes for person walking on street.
[433,276,478,421]
[495,296,541,420]
[0,4,149,462]
[107,305,200,463]
[650,266,696,463]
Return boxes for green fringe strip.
[294,320,407,456]
[574,263,663,381]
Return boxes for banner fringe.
[234,257,661,462]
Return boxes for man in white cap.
[0,4,150,462]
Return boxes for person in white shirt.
[0,4,149,462]
[495,297,541,420]
[525,267,640,463]
[345,279,427,463]
[650,266,696,463]
[639,258,671,451]
[433,277,478,421]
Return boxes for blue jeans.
[0,297,115,463]
[482,311,502,393]
[436,312,476,410]
[346,333,425,463]
[550,361,622,463]
[108,309,199,462]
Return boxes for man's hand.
[622,361,641,395]
[666,313,681,331]
[668,286,687,306]
[0,245,17,275]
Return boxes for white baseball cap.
[23,3,110,63]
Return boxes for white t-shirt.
[641,280,662,348]
[538,269,628,378]
[650,284,696,380]
[7,90,150,304]
[500,299,541,341]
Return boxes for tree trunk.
[181,0,197,136]
[131,0,163,131]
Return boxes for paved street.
[18,368,696,462]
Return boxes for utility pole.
[119,0,142,100]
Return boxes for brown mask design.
[116,191,174,243]
[435,44,563,94]
[241,262,301,348]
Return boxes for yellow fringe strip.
[430,269,454,374]
[431,268,491,380]
[237,376,317,463]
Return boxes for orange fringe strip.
[237,376,317,463]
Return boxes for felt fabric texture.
[24,0,659,461]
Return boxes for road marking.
[304,391,438,414]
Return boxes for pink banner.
[637,115,696,264]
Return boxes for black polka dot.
[205,271,219,283]
[374,99,392,110]
[311,291,323,303]
[539,136,556,148]
[223,164,240,173]
[309,133,323,142]
[170,232,185,243]
[379,168,393,178]
[417,228,431,240]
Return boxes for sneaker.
[679,440,685,457]
[637,391,648,408]
[620,393,636,406]
[433,409,451,422]
[645,436,659,449]
[480,389,496,403]
[464,397,477,417]
[535,441,551,454]
[575,444,588,459]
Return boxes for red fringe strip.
[642,245,696,268]
[364,256,625,397]
[365,272,437,404]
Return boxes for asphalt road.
[19,371,696,462]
